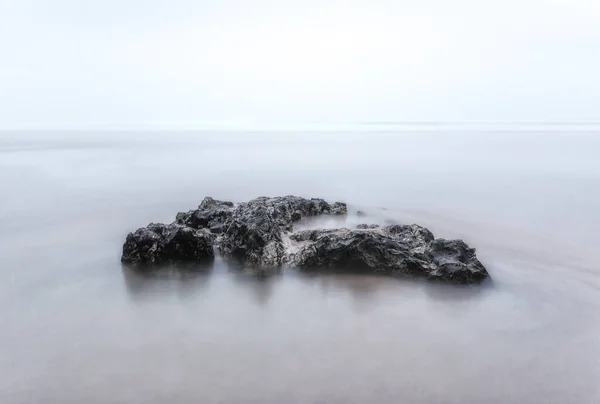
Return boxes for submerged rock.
[120,196,488,284]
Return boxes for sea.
[1,126,599,403]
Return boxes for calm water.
[1,130,599,404]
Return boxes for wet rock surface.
[288,225,487,283]
[356,223,380,229]
[175,197,234,234]
[121,196,489,284]
[121,223,215,269]
[217,196,347,267]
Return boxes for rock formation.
[121,196,489,284]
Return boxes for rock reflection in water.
[121,263,214,301]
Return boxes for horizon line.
[2,121,600,132]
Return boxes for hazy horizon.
[3,121,600,133]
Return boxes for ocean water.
[0,129,599,404]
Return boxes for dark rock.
[288,225,488,284]
[199,197,234,209]
[242,196,347,231]
[288,228,430,276]
[120,195,488,284]
[219,202,286,267]
[356,224,380,229]
[425,239,488,284]
[384,224,435,245]
[218,196,347,266]
[209,222,225,234]
[356,210,366,217]
[121,223,214,268]
[289,228,340,243]
[176,197,234,233]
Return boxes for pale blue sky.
[1,0,599,128]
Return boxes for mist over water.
[1,130,599,404]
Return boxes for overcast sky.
[1,0,599,128]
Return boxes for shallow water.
[1,130,599,404]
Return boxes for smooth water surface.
[1,130,599,403]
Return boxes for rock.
[218,196,347,266]
[200,197,234,209]
[123,196,347,270]
[356,224,380,229]
[356,210,366,217]
[120,195,488,284]
[176,197,235,233]
[288,225,488,284]
[425,238,488,284]
[121,223,214,268]
[242,196,347,231]
[288,228,429,275]
[218,202,286,267]
[385,224,435,246]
